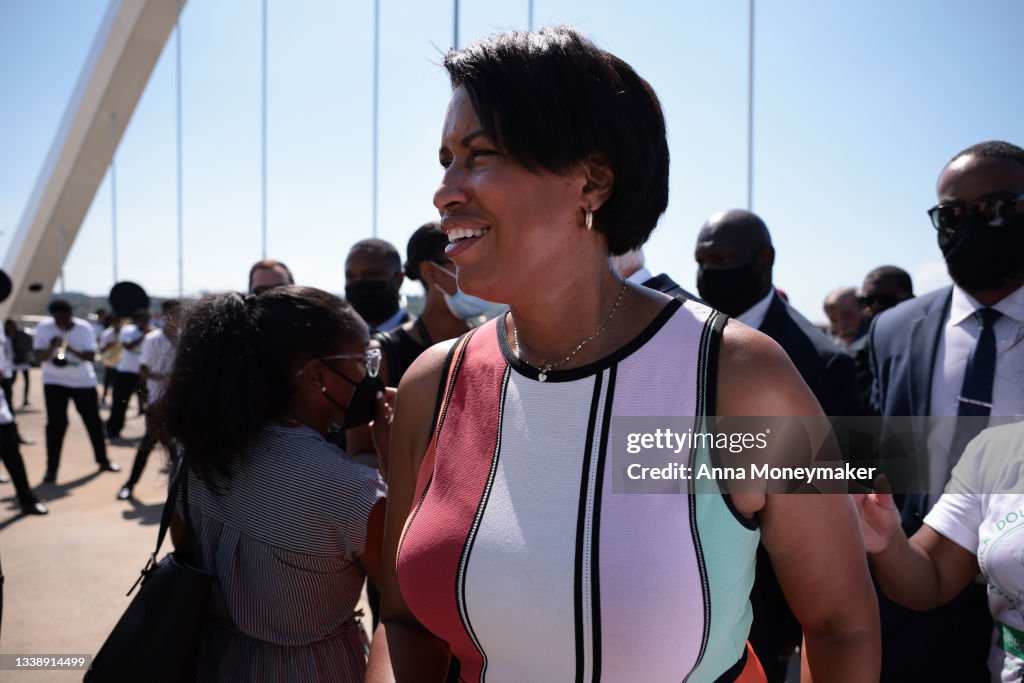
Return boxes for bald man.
[345,239,409,333]
[694,209,858,683]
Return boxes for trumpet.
[52,337,70,367]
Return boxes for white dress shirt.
[626,266,654,286]
[735,290,776,331]
[927,283,1024,502]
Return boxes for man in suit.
[345,239,410,333]
[609,247,699,300]
[868,140,1024,682]
[694,209,858,682]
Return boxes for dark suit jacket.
[640,273,701,302]
[758,292,859,417]
[747,293,858,681]
[868,286,952,531]
[866,285,991,683]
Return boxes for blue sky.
[2,0,1023,323]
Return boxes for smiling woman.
[368,26,880,683]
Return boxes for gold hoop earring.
[585,209,594,231]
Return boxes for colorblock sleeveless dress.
[397,298,766,682]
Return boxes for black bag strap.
[126,455,193,596]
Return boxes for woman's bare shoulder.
[716,319,821,418]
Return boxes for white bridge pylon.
[2,0,187,317]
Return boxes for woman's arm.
[365,343,454,683]
[856,489,979,611]
[358,498,387,590]
[718,323,880,682]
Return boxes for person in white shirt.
[33,300,119,483]
[118,300,181,500]
[106,309,151,440]
[859,423,1024,683]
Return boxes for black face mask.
[938,215,1024,292]
[319,363,384,430]
[340,374,384,430]
[696,262,766,317]
[345,280,400,326]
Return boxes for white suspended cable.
[747,0,755,211]
[453,0,459,49]
[372,0,380,237]
[261,0,268,259]
[109,112,119,284]
[175,2,184,296]
[528,0,534,30]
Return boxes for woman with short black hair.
[369,27,879,682]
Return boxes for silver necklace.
[512,279,628,382]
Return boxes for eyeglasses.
[319,348,382,378]
[927,193,1024,235]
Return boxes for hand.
[370,387,397,479]
[853,475,901,554]
[49,336,62,350]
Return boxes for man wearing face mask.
[344,239,409,333]
[868,140,1024,682]
[694,209,858,683]
[374,222,487,388]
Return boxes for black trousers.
[125,415,159,488]
[1,422,37,505]
[0,380,18,440]
[43,384,108,475]
[10,369,29,405]
[106,371,139,438]
[102,366,117,401]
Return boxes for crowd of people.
[2,24,1023,683]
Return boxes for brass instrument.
[52,337,70,367]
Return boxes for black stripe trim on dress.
[456,365,509,683]
[703,314,759,531]
[682,310,717,683]
[574,371,604,683]
[496,297,683,383]
[590,364,616,683]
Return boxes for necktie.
[947,307,1003,472]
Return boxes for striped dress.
[183,423,385,682]
[397,298,765,682]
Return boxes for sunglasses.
[319,348,382,378]
[927,193,1024,235]
[857,294,901,310]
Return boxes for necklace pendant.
[537,372,547,382]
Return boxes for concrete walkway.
[0,369,369,682]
